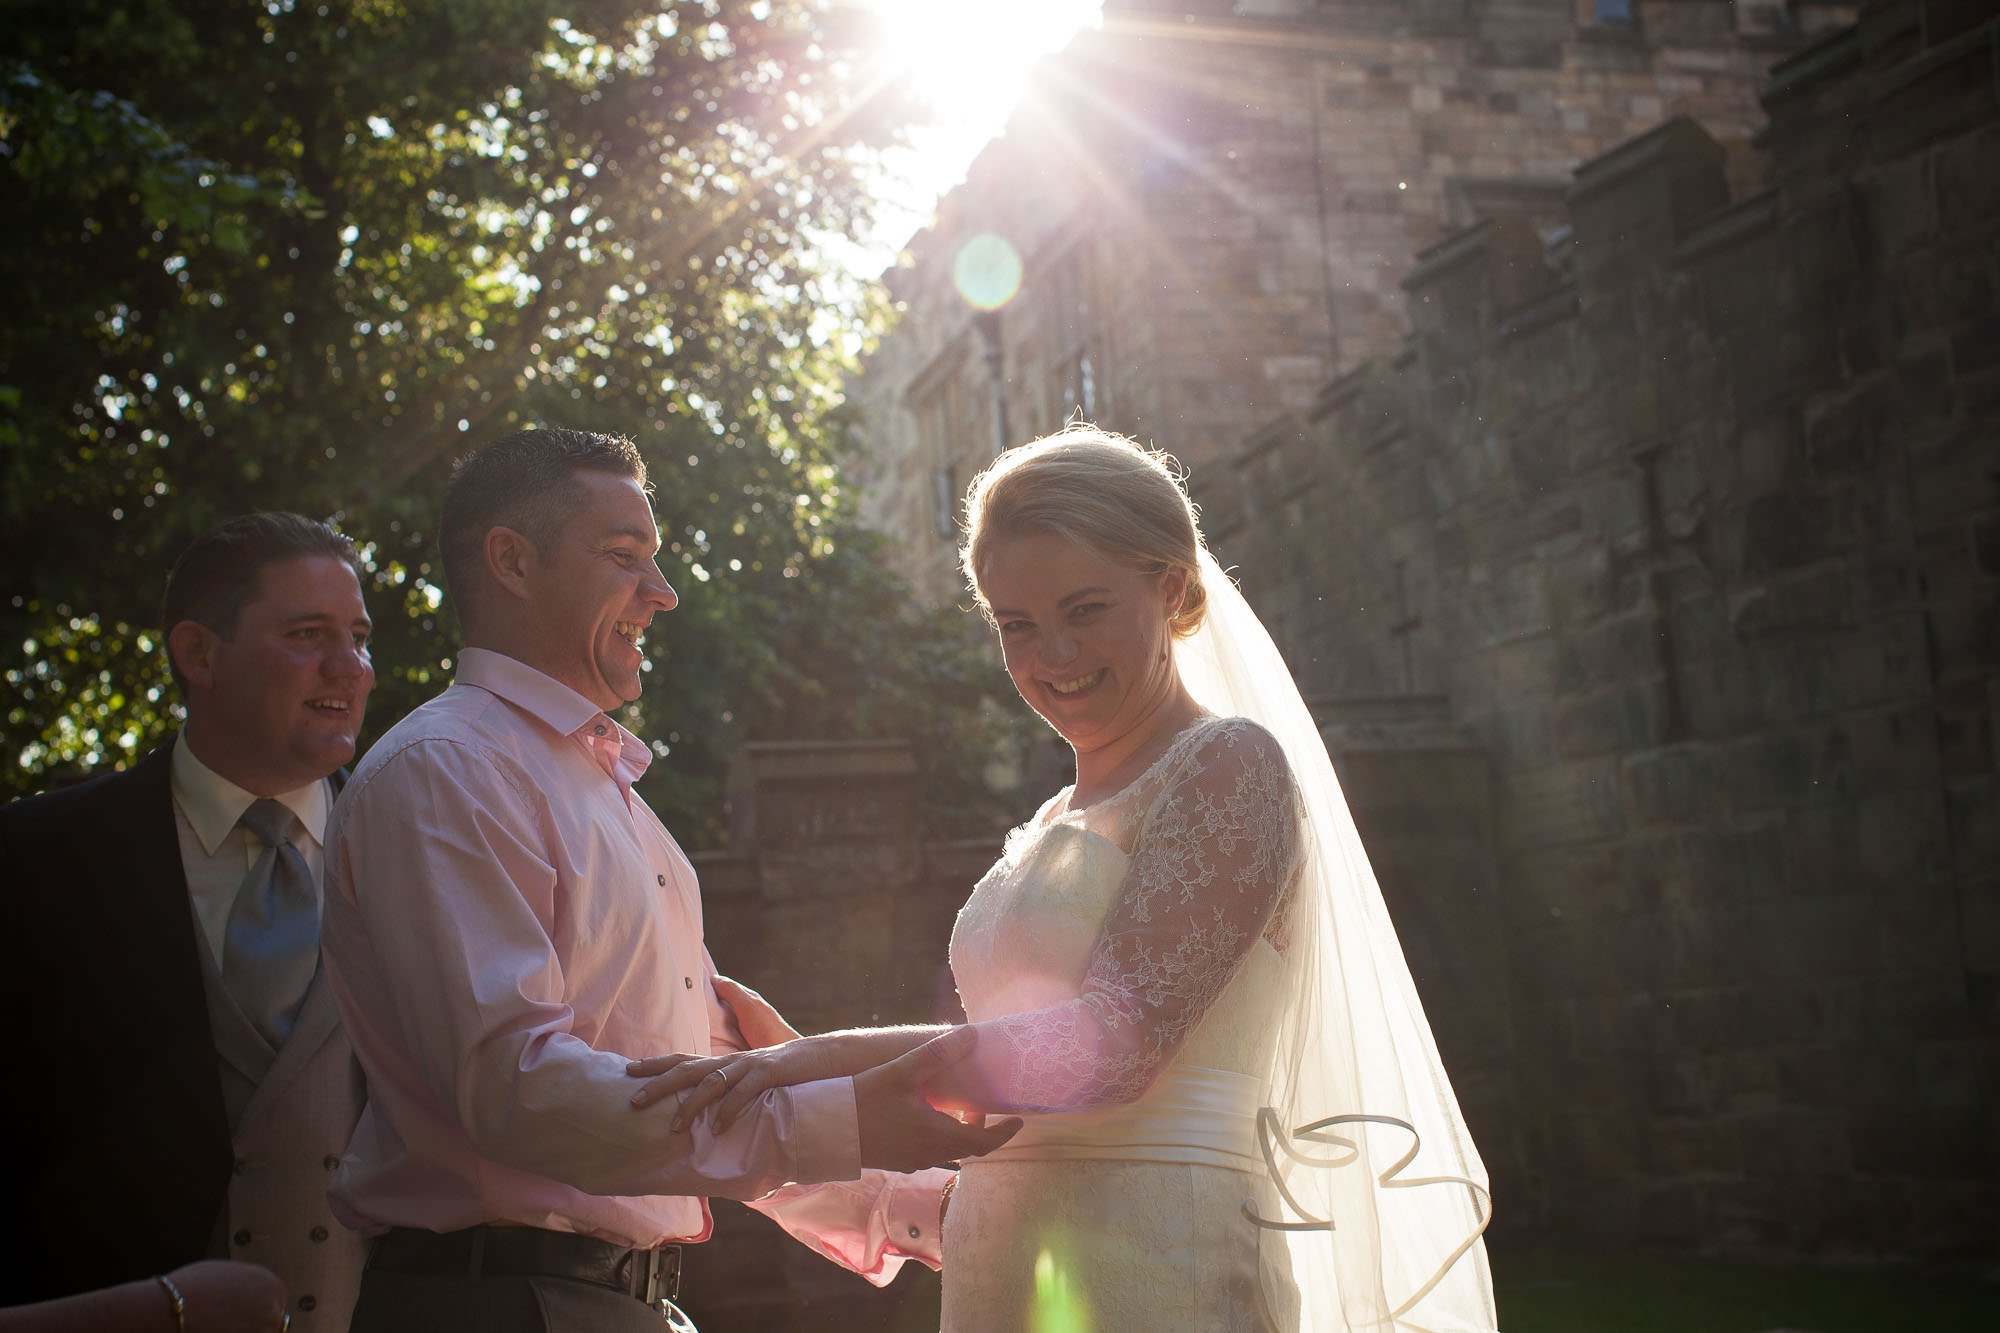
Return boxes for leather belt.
[368,1225,682,1304]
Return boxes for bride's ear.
[1159,565,1188,619]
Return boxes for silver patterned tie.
[224,798,319,1048]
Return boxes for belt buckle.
[640,1245,682,1304]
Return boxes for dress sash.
[975,1065,1264,1173]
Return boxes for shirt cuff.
[787,1075,861,1184]
[885,1166,954,1266]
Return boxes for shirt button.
[907,1224,921,1240]
[233,1229,253,1246]
[298,1295,317,1312]
[656,874,666,886]
[593,724,607,736]
[233,1157,247,1175]
[684,977,694,989]
[323,1155,341,1171]
[310,1226,329,1243]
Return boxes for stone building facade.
[1201,0,1999,1258]
[825,0,1993,1281]
[851,0,1858,602]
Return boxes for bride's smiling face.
[978,530,1186,754]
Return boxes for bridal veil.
[1176,547,1497,1333]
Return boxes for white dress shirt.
[170,739,330,967]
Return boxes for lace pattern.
[953,717,1303,1112]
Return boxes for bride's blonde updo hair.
[960,423,1209,638]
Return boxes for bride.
[634,425,1496,1331]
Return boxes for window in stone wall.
[1590,0,1634,24]
[906,346,971,544]
[931,462,958,541]
[1041,241,1101,426]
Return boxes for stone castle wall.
[1202,0,1998,1257]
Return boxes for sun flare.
[843,0,1103,258]
[863,0,1101,131]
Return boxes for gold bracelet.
[154,1274,187,1333]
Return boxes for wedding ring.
[705,1069,727,1084]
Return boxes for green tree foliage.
[1,0,1008,842]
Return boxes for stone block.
[1934,677,1996,781]
[1728,567,1855,639]
[1723,726,1849,811]
[1651,1112,1744,1175]
[1831,970,1972,1035]
[1773,1043,1845,1106]
[1870,882,1962,979]
[1804,373,1895,476]
[1466,699,1558,771]
[1567,993,1659,1058]
[1553,678,1671,756]
[1869,25,1999,160]
[1910,1176,2000,1258]
[726,740,919,850]
[1734,491,1840,577]
[1674,654,1767,738]
[1621,746,1719,826]
[1852,1106,1991,1180]
[1961,876,2000,971]
[1738,1110,1853,1175]
[1751,618,1931,720]
[1924,596,2000,686]
[1861,140,1939,260]
[1934,120,2000,239]
[1786,798,1872,896]
[1914,1036,1987,1110]
[1947,773,2000,878]
[1663,822,1792,905]
[1569,118,1732,280]
[1576,612,1672,688]
[1838,702,1945,796]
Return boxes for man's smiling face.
[187,554,375,793]
[515,470,680,711]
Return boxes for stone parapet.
[1207,0,1997,1263]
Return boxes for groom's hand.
[853,1026,1021,1173]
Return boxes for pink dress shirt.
[321,648,941,1281]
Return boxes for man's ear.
[484,526,538,602]
[166,620,217,693]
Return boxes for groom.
[320,428,1010,1332]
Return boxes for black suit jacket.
[2,740,240,1305]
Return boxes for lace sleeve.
[972,719,1302,1112]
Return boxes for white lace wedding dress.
[941,714,1305,1331]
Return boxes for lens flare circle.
[953,232,1024,311]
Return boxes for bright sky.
[832,0,1104,277]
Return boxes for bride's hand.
[714,974,802,1048]
[628,1039,852,1132]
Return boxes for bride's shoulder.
[1181,714,1287,763]
[1154,716,1299,800]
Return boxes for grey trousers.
[348,1267,697,1333]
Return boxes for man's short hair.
[161,512,364,687]
[438,427,650,607]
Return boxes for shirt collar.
[169,736,330,856]
[455,647,652,781]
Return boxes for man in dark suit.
[2,513,375,1332]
